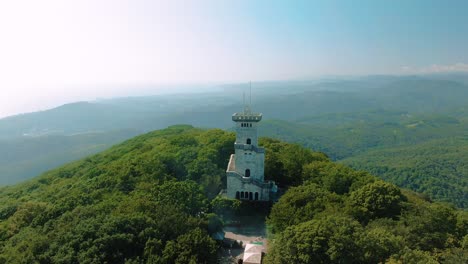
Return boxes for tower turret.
[231,106,264,181]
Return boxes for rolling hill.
[0,126,466,263]
[259,114,468,208]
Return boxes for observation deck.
[234,143,265,153]
[232,112,263,122]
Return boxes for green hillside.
[261,113,468,160]
[260,115,468,208]
[0,125,234,263]
[341,137,468,208]
[0,126,466,263]
[0,130,140,185]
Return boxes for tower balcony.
[234,143,265,153]
[232,112,262,122]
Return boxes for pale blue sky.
[0,0,467,117]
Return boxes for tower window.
[246,138,251,144]
[245,169,250,177]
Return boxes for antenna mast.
[243,91,246,114]
[249,81,252,108]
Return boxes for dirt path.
[219,215,268,263]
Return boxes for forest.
[0,126,466,263]
[260,112,468,208]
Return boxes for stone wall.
[226,172,270,201]
[235,121,259,146]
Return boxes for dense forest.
[0,125,234,263]
[265,159,467,263]
[0,126,466,263]
[342,137,468,208]
[260,113,468,208]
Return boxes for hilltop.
[0,125,466,263]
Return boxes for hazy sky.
[1,0,468,118]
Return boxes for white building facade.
[226,106,277,201]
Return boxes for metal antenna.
[249,81,252,107]
[243,91,246,113]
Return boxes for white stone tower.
[226,99,277,201]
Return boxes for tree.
[162,228,217,264]
[266,215,363,264]
[210,196,240,219]
[403,203,458,251]
[153,180,208,216]
[358,226,404,263]
[348,181,405,223]
[267,183,340,233]
[302,161,375,195]
[386,248,438,264]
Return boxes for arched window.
[249,192,253,200]
[250,123,252,127]
[246,138,251,144]
[236,191,240,199]
[245,169,250,177]
[255,192,259,200]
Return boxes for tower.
[226,92,277,201]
